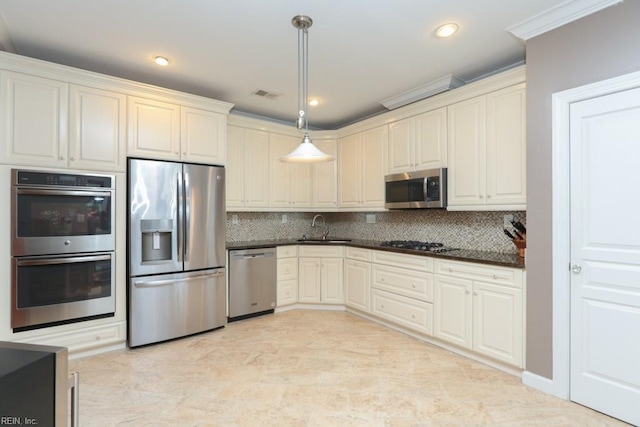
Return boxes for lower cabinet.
[433,259,524,367]
[298,246,344,304]
[370,250,434,335]
[344,247,371,312]
[277,246,298,306]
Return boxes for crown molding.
[507,0,624,41]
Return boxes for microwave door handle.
[177,173,184,263]
[423,177,429,201]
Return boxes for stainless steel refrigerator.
[127,158,226,347]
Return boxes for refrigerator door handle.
[184,172,190,262]
[177,172,184,263]
[134,271,226,287]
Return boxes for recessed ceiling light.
[309,99,319,106]
[154,55,171,66]
[435,23,458,38]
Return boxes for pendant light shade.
[279,15,335,163]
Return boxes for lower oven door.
[12,252,115,330]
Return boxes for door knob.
[571,264,582,274]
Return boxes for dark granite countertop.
[227,239,525,269]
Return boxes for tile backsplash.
[226,210,526,253]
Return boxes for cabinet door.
[434,275,473,349]
[269,133,294,208]
[298,258,321,303]
[473,281,523,367]
[127,96,180,160]
[277,279,298,306]
[415,107,447,169]
[290,154,312,209]
[312,139,338,208]
[361,125,387,207]
[388,118,415,173]
[69,85,125,172]
[485,84,526,206]
[0,71,68,167]
[447,96,486,207]
[181,106,226,165]
[244,129,269,207]
[321,258,344,304]
[344,259,370,312]
[225,126,246,208]
[338,133,361,208]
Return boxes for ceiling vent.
[380,74,464,110]
[252,89,281,100]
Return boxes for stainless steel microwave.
[385,168,447,209]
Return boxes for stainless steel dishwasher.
[228,247,277,322]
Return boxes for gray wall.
[526,1,640,378]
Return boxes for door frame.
[536,70,640,399]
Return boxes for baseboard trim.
[522,370,565,398]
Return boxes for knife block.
[513,239,526,258]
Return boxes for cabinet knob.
[70,156,75,161]
[380,276,385,282]
[479,195,484,199]
[381,304,385,309]
[411,314,415,319]
[473,291,478,296]
[412,283,416,289]
[59,155,65,160]
[466,290,470,294]
[492,274,497,279]
[448,268,453,273]
[487,195,491,198]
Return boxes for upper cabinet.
[388,107,447,174]
[127,98,227,165]
[447,83,526,210]
[338,125,387,210]
[226,126,269,209]
[311,139,338,208]
[268,133,312,209]
[0,71,126,171]
[0,53,233,171]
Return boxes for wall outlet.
[281,214,288,224]
[232,214,239,225]
[503,214,513,228]
[366,214,376,224]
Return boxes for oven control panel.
[15,170,113,189]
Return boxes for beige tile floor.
[69,310,628,426]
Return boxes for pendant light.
[280,15,335,163]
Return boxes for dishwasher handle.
[230,249,276,260]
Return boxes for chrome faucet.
[311,214,329,240]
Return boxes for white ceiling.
[0,1,564,129]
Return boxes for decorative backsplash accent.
[226,210,526,253]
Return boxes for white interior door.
[569,87,640,426]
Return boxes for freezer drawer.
[229,247,276,321]
[128,268,226,347]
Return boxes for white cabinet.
[344,247,371,312]
[268,133,312,209]
[298,245,344,304]
[388,107,447,173]
[0,71,126,171]
[312,139,338,208]
[277,245,298,307]
[128,97,227,165]
[447,83,526,210]
[226,126,269,209]
[370,250,434,335]
[433,259,524,367]
[338,125,387,209]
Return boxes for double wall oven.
[11,169,116,331]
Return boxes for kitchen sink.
[296,238,352,243]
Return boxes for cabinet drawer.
[434,259,521,288]
[277,258,298,281]
[372,250,433,272]
[372,289,433,335]
[345,247,371,262]
[277,245,297,258]
[298,245,344,258]
[277,278,298,306]
[372,264,433,302]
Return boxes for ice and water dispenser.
[140,219,173,263]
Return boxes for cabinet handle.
[380,276,385,282]
[411,314,415,319]
[59,155,65,160]
[411,283,416,289]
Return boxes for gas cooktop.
[379,240,458,253]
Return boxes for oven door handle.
[16,254,112,266]
[16,189,112,198]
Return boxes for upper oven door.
[12,187,115,256]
